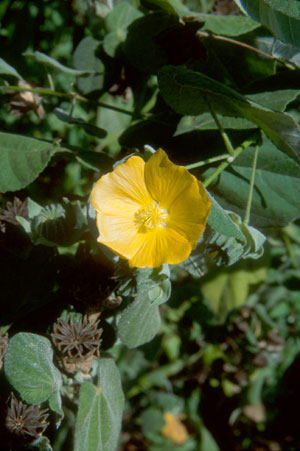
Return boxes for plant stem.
[282,233,298,268]
[203,134,257,188]
[47,73,55,91]
[185,153,230,169]
[197,31,297,70]
[244,144,259,225]
[1,85,138,117]
[206,96,235,156]
[203,159,233,188]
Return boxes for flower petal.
[129,227,192,268]
[91,156,152,216]
[96,212,144,259]
[167,179,211,248]
[144,149,197,209]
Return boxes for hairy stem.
[197,31,296,70]
[203,134,259,188]
[1,85,137,117]
[185,153,230,170]
[206,95,235,156]
[244,144,259,225]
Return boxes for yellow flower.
[161,412,189,445]
[91,149,211,268]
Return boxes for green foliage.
[18,197,87,246]
[234,0,300,48]
[4,333,63,419]
[0,133,58,192]
[1,0,300,449]
[103,2,143,57]
[24,51,100,76]
[0,57,24,80]
[175,89,300,133]
[199,13,260,36]
[74,358,124,451]
[118,293,162,348]
[158,65,300,163]
[54,108,107,139]
[72,37,105,95]
[205,138,300,228]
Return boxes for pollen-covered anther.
[134,202,168,230]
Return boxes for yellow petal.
[96,212,144,259]
[161,413,189,445]
[129,227,192,268]
[91,156,152,217]
[167,179,211,248]
[144,149,197,209]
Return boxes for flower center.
[134,202,168,231]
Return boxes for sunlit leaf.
[72,37,105,94]
[145,0,191,16]
[199,14,260,36]
[204,138,300,227]
[201,258,268,318]
[234,0,300,48]
[0,57,23,80]
[74,358,124,451]
[158,65,300,164]
[175,89,300,134]
[24,51,99,76]
[0,132,58,193]
[103,2,142,57]
[4,333,63,419]
[118,293,161,348]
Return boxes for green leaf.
[4,333,63,418]
[148,278,171,307]
[144,0,191,16]
[72,37,105,94]
[204,138,300,227]
[23,51,100,76]
[133,265,171,307]
[75,149,114,172]
[175,89,300,134]
[208,196,245,241]
[118,293,161,348]
[158,65,300,163]
[0,132,57,193]
[123,13,179,73]
[0,57,23,80]
[140,408,164,436]
[96,92,134,154]
[199,13,260,36]
[201,259,268,317]
[272,40,300,69]
[31,436,53,451]
[205,208,265,265]
[106,3,142,32]
[234,0,300,48]
[74,358,124,451]
[103,2,143,57]
[199,423,220,451]
[54,108,107,138]
[18,197,87,247]
[181,197,266,276]
[175,114,253,134]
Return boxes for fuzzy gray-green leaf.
[74,358,124,451]
[4,333,63,418]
